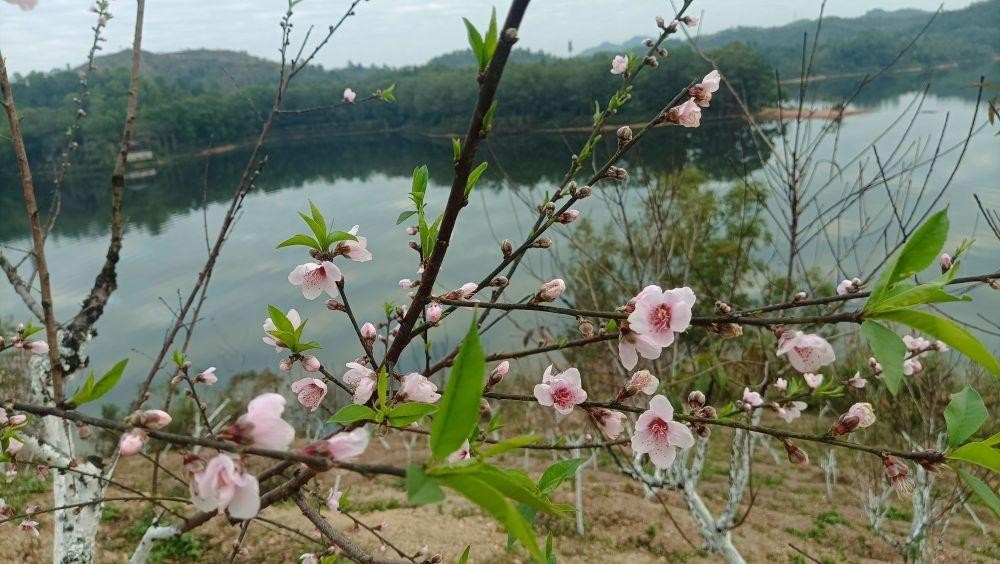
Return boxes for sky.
[0,0,980,75]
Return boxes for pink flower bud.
[687,390,705,409]
[406,226,418,236]
[118,429,148,456]
[655,15,666,28]
[279,358,293,371]
[939,253,953,273]
[360,322,377,341]
[534,279,565,303]
[26,341,49,355]
[301,355,322,373]
[557,209,581,224]
[194,367,218,385]
[782,439,809,467]
[426,303,443,324]
[486,361,509,390]
[141,409,172,430]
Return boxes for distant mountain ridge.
[579,0,999,75]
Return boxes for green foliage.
[957,469,1000,519]
[462,9,499,72]
[538,458,586,494]
[277,201,356,251]
[948,439,1000,473]
[479,435,538,459]
[429,313,486,460]
[67,359,128,407]
[386,402,438,426]
[944,386,988,448]
[873,310,1000,379]
[860,321,906,395]
[405,463,445,506]
[866,209,950,304]
[264,305,321,354]
[328,404,377,424]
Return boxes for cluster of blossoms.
[866,333,947,379]
[618,285,696,370]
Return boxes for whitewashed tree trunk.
[24,332,108,564]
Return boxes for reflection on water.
[1,91,997,407]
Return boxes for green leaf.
[411,165,429,208]
[429,313,486,460]
[508,503,537,549]
[328,404,378,424]
[605,319,618,333]
[479,435,538,459]
[860,320,906,395]
[538,458,586,494]
[406,464,446,506]
[948,440,1000,473]
[944,386,988,448]
[267,305,294,333]
[379,83,396,103]
[462,18,486,70]
[387,402,438,426]
[481,100,498,134]
[869,284,968,313]
[451,138,462,163]
[465,162,488,197]
[308,200,326,228]
[325,230,358,244]
[868,209,949,303]
[483,7,498,65]
[873,309,1000,378]
[457,546,471,564]
[70,359,128,406]
[297,211,329,248]
[171,349,186,368]
[436,473,542,559]
[276,233,321,250]
[957,468,1000,519]
[396,210,417,225]
[377,367,389,411]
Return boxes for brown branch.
[67,0,147,347]
[0,251,43,320]
[384,0,532,368]
[292,493,411,564]
[0,52,63,401]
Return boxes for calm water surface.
[1,91,998,408]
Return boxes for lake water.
[1,88,998,408]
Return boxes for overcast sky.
[0,0,978,74]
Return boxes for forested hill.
[581,0,1000,76]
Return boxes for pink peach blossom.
[627,370,659,395]
[742,387,763,407]
[903,335,931,354]
[903,358,922,376]
[189,454,260,520]
[666,98,702,127]
[631,395,695,469]
[627,285,696,348]
[343,88,357,103]
[847,402,876,428]
[776,331,836,373]
[288,261,342,300]
[4,0,38,11]
[263,309,302,351]
[589,408,626,439]
[847,372,867,389]
[194,367,218,385]
[361,322,378,340]
[291,378,328,411]
[774,377,788,392]
[326,428,370,460]
[7,437,23,457]
[533,365,587,415]
[343,362,377,404]
[617,327,662,370]
[400,372,440,403]
[242,393,295,450]
[803,372,823,389]
[448,439,472,463]
[779,401,807,423]
[425,303,443,324]
[689,70,720,107]
[610,55,628,75]
[300,554,319,564]
[336,225,372,262]
[25,340,48,354]
[118,429,147,456]
[836,279,854,295]
[535,279,566,302]
[19,519,39,536]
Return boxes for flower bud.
[708,322,742,339]
[7,414,27,426]
[616,125,633,146]
[542,201,556,215]
[696,405,717,419]
[486,361,509,390]
[425,303,443,324]
[567,181,578,195]
[830,414,860,436]
[301,355,322,373]
[642,38,655,48]
[577,185,592,199]
[533,279,566,303]
[501,239,514,258]
[409,241,420,251]
[578,317,594,337]
[360,322,377,342]
[687,390,706,409]
[406,226,418,236]
[325,298,346,312]
[489,276,509,287]
[782,439,809,467]
[793,291,807,302]
[643,55,658,68]
[532,237,553,249]
[714,300,732,315]
[915,449,944,473]
[557,209,581,224]
[655,15,666,28]
[606,166,628,181]
[692,423,711,438]
[278,358,293,372]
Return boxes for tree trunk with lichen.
[23,332,106,564]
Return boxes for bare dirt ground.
[7,424,1000,563]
